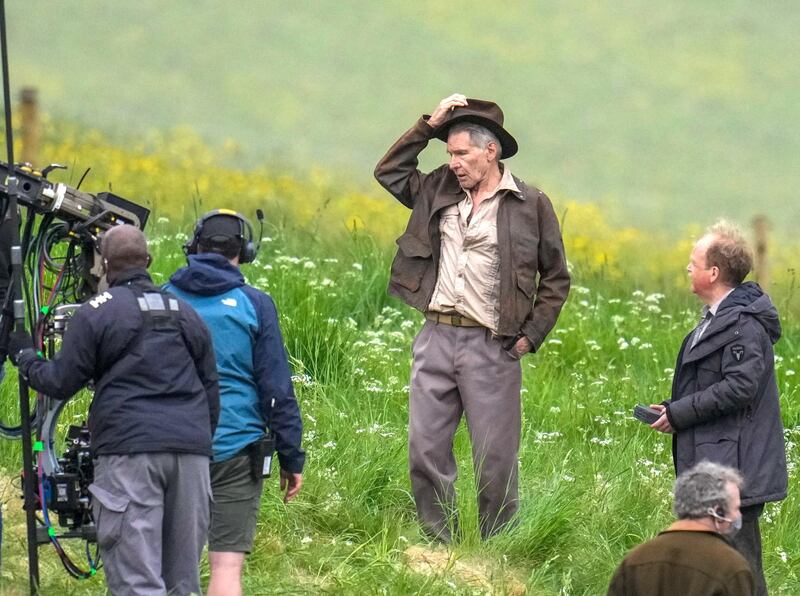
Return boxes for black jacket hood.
[717,281,781,345]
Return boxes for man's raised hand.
[427,93,468,129]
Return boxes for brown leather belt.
[426,312,483,327]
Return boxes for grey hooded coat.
[666,282,787,507]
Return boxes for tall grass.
[1,227,798,594]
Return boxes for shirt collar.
[464,164,520,201]
[497,164,519,194]
[707,287,735,316]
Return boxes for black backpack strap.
[129,285,182,331]
[125,283,206,386]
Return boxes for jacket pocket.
[515,270,536,298]
[512,270,536,327]
[694,419,740,469]
[391,233,433,292]
[696,356,722,388]
[89,483,130,553]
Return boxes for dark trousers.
[732,504,767,596]
[409,321,522,541]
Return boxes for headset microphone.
[255,209,264,254]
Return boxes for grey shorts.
[208,453,265,553]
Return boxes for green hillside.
[7,0,800,232]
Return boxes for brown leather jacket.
[374,117,570,351]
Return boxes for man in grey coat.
[374,94,570,541]
[651,220,787,595]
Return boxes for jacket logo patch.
[89,291,113,309]
[221,298,237,307]
[731,344,745,362]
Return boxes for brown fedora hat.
[426,98,518,159]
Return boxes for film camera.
[33,423,94,538]
[0,161,150,559]
[0,160,150,299]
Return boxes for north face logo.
[731,344,745,362]
[221,298,237,307]
[89,291,113,309]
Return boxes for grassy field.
[1,224,798,594]
[7,1,800,233]
[0,126,798,593]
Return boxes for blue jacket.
[166,254,304,473]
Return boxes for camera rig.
[0,2,149,590]
[0,159,151,589]
[0,158,151,587]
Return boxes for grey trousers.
[732,504,767,596]
[409,320,522,541]
[90,453,211,596]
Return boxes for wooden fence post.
[752,215,769,290]
[20,86,39,166]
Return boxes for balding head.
[100,225,151,280]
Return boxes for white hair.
[448,123,502,160]
[673,461,743,519]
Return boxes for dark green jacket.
[374,117,570,350]
[608,530,754,595]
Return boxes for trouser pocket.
[89,483,130,553]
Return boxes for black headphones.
[183,209,258,264]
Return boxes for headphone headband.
[183,209,258,263]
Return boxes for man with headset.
[166,209,304,596]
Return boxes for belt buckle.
[451,315,462,326]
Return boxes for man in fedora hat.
[374,93,570,541]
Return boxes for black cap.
[199,215,242,243]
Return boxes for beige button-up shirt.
[428,165,520,332]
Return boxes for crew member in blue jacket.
[166,209,304,596]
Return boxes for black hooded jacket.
[666,282,787,507]
[19,269,220,456]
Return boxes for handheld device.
[633,404,662,425]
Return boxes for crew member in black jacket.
[649,220,787,596]
[10,224,220,596]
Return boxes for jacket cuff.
[665,405,678,430]
[521,321,543,353]
[414,116,437,139]
[278,451,305,474]
[17,348,37,378]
